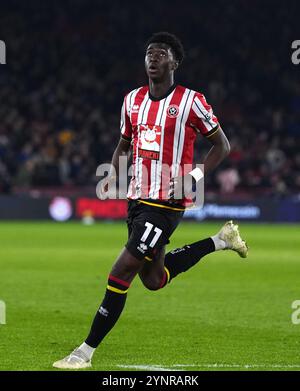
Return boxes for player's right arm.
[98,95,132,197]
[110,137,131,178]
[111,93,133,177]
[98,137,131,199]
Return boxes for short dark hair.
[145,32,185,64]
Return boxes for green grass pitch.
[0,221,299,371]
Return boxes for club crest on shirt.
[166,104,179,118]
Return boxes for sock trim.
[109,275,130,288]
[107,285,128,294]
[164,266,170,283]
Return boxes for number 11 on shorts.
[141,222,162,247]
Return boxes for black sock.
[164,238,215,282]
[85,275,129,348]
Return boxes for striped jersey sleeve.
[190,92,220,137]
[120,94,132,141]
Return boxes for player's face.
[145,43,178,81]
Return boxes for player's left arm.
[202,125,230,174]
[170,126,230,199]
[190,92,230,174]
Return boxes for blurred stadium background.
[0,0,300,371]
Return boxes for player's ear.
[172,60,179,71]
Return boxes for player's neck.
[148,77,175,100]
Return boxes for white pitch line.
[117,365,180,371]
[117,363,300,370]
[173,364,300,369]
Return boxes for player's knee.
[143,278,162,291]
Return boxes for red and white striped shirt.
[120,84,220,205]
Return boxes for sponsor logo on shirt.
[137,124,161,161]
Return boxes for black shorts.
[125,200,184,261]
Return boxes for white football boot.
[218,220,248,258]
[53,348,92,369]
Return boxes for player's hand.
[98,175,117,200]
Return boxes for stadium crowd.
[0,0,299,197]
